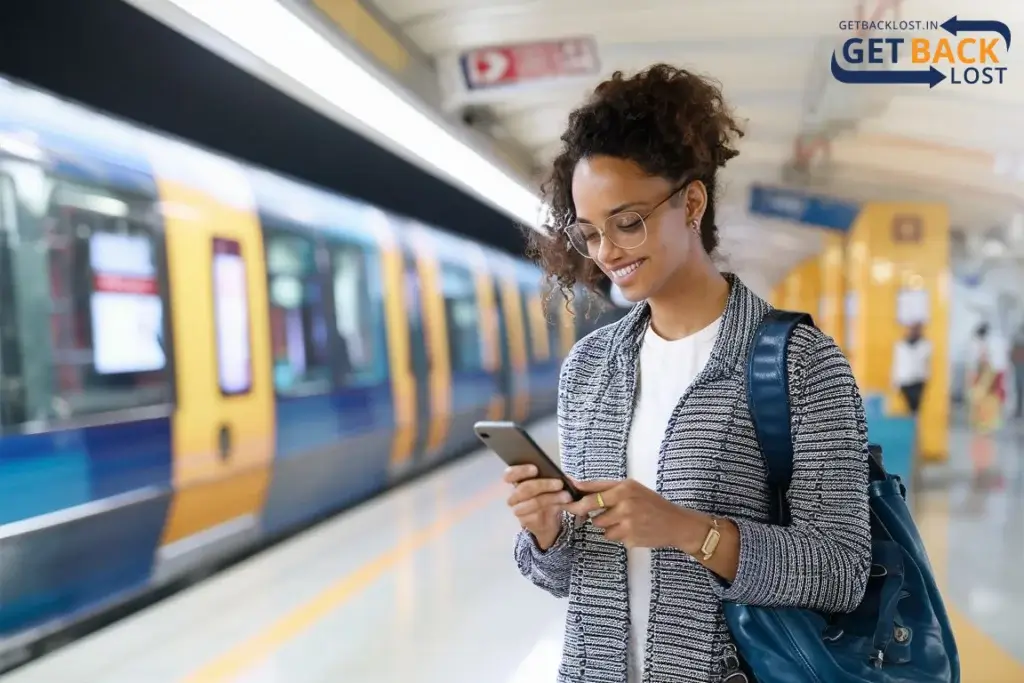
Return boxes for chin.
[615,282,649,303]
[607,274,656,303]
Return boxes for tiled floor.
[917,418,1024,676]
[4,416,1023,682]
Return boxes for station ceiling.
[363,0,1024,282]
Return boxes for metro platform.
[4,417,1024,683]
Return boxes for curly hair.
[524,64,745,313]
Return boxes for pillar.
[776,258,821,317]
[846,202,950,463]
[817,233,846,351]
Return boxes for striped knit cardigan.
[514,274,873,683]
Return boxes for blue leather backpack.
[722,309,960,683]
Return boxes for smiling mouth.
[609,258,645,280]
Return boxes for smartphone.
[474,420,582,501]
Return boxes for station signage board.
[460,37,600,90]
[748,184,861,232]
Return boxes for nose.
[595,232,624,266]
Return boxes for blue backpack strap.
[746,309,815,525]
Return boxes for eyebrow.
[577,200,646,225]
[607,200,645,216]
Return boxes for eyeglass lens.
[566,212,648,258]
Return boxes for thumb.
[573,478,621,493]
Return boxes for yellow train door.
[467,246,502,422]
[408,228,451,461]
[150,152,274,577]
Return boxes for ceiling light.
[128,0,545,229]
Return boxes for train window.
[265,229,331,395]
[212,238,253,396]
[440,264,483,374]
[1,176,172,425]
[331,240,387,387]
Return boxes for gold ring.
[596,493,605,508]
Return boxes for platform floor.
[4,416,1024,683]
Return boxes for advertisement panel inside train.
[88,231,166,375]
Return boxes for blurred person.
[502,65,871,683]
[1012,325,1024,419]
[968,323,1007,426]
[968,323,1005,476]
[891,321,931,416]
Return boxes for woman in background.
[967,323,1005,476]
[891,321,931,416]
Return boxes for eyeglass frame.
[563,180,693,259]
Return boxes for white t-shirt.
[891,338,932,387]
[626,316,721,682]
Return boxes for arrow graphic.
[830,53,947,88]
[941,15,1012,49]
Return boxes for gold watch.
[700,518,721,561]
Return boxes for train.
[0,75,624,663]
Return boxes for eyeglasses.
[564,183,688,259]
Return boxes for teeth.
[612,260,642,278]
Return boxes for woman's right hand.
[503,464,573,551]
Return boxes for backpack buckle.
[720,644,748,682]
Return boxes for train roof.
[0,75,539,273]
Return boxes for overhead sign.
[748,184,861,231]
[460,37,600,90]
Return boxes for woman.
[891,321,931,415]
[503,65,872,683]
[967,323,1004,476]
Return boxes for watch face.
[701,527,721,558]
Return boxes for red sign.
[93,273,158,295]
[461,37,600,90]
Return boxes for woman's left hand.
[563,479,705,550]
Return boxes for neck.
[646,261,729,340]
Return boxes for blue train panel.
[83,417,174,501]
[445,368,499,459]
[0,418,173,635]
[0,434,90,525]
[528,362,561,419]
[261,386,395,536]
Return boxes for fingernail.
[558,492,572,503]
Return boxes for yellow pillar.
[817,233,846,350]
[777,258,821,317]
[846,203,950,463]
